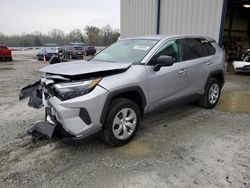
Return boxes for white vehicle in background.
[233,49,250,73]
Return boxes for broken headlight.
[53,78,102,100]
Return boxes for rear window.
[181,38,216,61]
[74,46,83,50]
[38,48,46,53]
[46,48,57,53]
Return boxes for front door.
[145,39,192,112]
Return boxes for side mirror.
[153,55,174,71]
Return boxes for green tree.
[68,29,85,43]
[85,26,100,45]
[33,36,42,46]
[19,39,30,47]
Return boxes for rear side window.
[181,38,215,61]
[203,41,216,55]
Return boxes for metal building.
[120,0,227,44]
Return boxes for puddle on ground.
[119,141,152,157]
[216,90,250,113]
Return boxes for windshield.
[46,48,58,53]
[242,51,250,62]
[39,47,58,54]
[91,39,158,62]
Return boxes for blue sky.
[0,0,120,35]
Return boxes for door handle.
[178,69,188,74]
[206,61,213,65]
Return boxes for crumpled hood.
[39,60,132,76]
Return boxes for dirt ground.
[0,54,250,188]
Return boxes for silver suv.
[20,35,226,146]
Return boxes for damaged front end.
[20,80,55,139]
[19,80,43,109]
[19,60,131,144]
[19,76,66,139]
[20,74,87,142]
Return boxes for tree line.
[0,25,120,47]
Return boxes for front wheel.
[102,98,141,146]
[198,78,221,109]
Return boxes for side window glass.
[203,42,216,55]
[153,39,180,63]
[182,38,210,61]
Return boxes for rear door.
[180,38,218,94]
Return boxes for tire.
[198,78,221,109]
[102,98,141,146]
[9,57,12,61]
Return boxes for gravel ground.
[0,55,250,188]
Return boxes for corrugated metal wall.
[160,0,224,42]
[121,0,224,42]
[120,0,157,38]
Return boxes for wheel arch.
[206,70,225,87]
[100,86,147,124]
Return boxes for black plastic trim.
[27,121,56,138]
[60,129,102,145]
[79,108,91,125]
[207,70,225,87]
[100,86,147,124]
[144,94,202,116]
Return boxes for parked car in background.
[233,49,250,73]
[20,35,225,146]
[0,46,12,61]
[62,46,97,59]
[37,47,64,61]
[83,46,96,56]
[62,46,84,59]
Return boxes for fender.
[100,86,147,124]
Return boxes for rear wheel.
[9,57,12,61]
[198,78,221,109]
[102,98,141,146]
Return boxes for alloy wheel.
[112,108,137,140]
[208,83,220,104]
